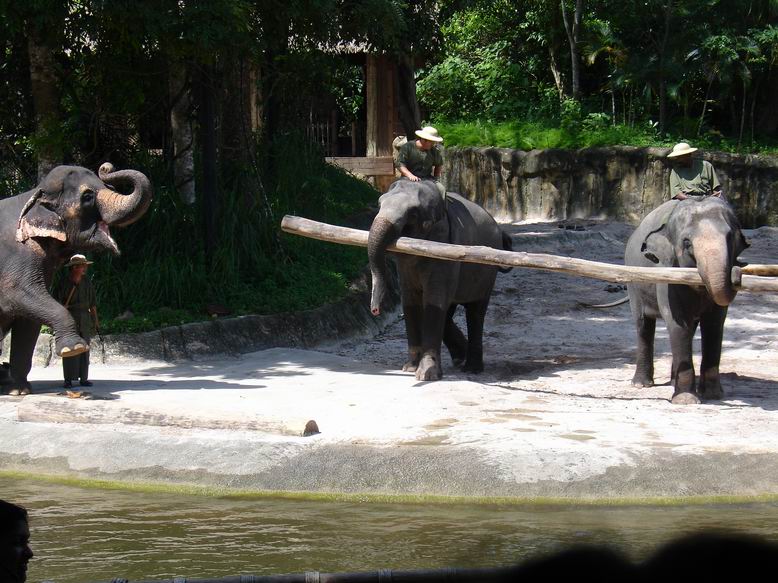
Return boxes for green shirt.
[397,141,444,179]
[54,276,97,337]
[669,159,721,198]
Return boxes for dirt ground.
[322,219,778,404]
[6,219,778,499]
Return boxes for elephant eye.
[682,238,692,250]
[81,189,95,203]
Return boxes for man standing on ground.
[667,142,723,200]
[54,254,98,389]
[396,126,445,197]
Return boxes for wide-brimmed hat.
[415,126,443,143]
[65,254,93,267]
[667,142,698,158]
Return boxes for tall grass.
[92,134,378,334]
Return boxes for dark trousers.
[62,335,90,382]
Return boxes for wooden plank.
[280,215,778,293]
[325,156,395,176]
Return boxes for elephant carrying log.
[625,196,748,405]
[368,179,512,381]
[0,163,152,395]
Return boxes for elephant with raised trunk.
[369,179,511,381]
[626,196,748,404]
[0,163,152,395]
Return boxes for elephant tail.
[578,295,630,309]
[498,231,513,273]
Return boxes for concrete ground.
[3,220,778,501]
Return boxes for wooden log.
[741,265,778,277]
[280,215,778,294]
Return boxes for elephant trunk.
[694,230,737,307]
[368,216,399,316]
[96,163,153,227]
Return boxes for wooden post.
[280,215,778,294]
[366,55,396,192]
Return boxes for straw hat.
[415,126,444,143]
[65,254,93,267]
[667,142,698,158]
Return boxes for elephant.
[0,163,152,395]
[368,179,512,381]
[625,196,748,405]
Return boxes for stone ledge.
[2,266,401,368]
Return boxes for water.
[8,477,778,583]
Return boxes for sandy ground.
[3,219,778,500]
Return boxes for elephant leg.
[6,318,40,395]
[15,282,88,357]
[462,298,490,373]
[699,307,727,400]
[442,305,467,367]
[632,315,656,387]
[417,304,448,381]
[667,320,699,405]
[401,290,423,373]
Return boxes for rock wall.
[444,146,778,227]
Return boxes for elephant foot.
[462,360,484,374]
[631,376,654,388]
[403,347,422,373]
[699,369,724,400]
[416,355,442,381]
[700,383,723,400]
[671,391,701,405]
[60,343,89,358]
[451,357,465,368]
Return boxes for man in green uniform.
[54,254,98,389]
[667,142,723,200]
[396,126,445,196]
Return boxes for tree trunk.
[560,0,584,99]
[657,1,673,136]
[548,46,566,99]
[738,76,747,150]
[197,66,219,266]
[28,30,61,180]
[220,55,260,181]
[169,59,196,205]
[697,74,715,136]
[396,54,422,138]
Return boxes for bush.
[90,134,379,334]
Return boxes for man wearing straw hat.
[396,125,446,197]
[667,142,723,201]
[54,254,99,389]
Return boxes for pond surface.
[8,476,778,583]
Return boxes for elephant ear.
[16,189,67,243]
[641,225,674,265]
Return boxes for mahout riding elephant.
[368,179,512,381]
[625,196,748,404]
[0,163,152,395]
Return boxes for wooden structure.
[316,54,406,191]
[280,215,778,293]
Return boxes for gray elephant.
[0,163,152,395]
[626,196,748,404]
[368,179,511,381]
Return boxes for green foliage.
[91,134,378,334]
[435,118,778,153]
